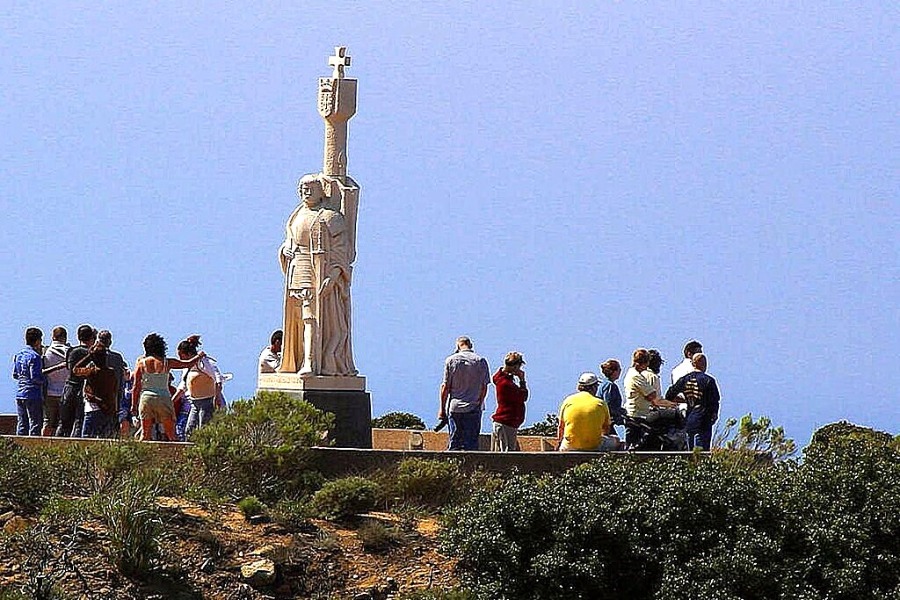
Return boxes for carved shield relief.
[318,79,335,118]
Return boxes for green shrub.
[372,411,426,430]
[34,440,186,498]
[309,476,380,520]
[713,413,797,467]
[387,458,462,510]
[778,423,900,599]
[237,496,267,520]
[442,456,787,600]
[188,391,333,502]
[356,520,403,553]
[272,498,312,531]
[39,496,93,527]
[518,413,558,437]
[94,475,162,578]
[441,422,900,600]
[0,439,53,512]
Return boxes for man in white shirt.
[671,340,703,385]
[259,330,283,373]
[42,326,70,436]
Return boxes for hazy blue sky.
[2,3,897,445]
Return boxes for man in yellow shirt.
[556,372,620,451]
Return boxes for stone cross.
[328,47,351,79]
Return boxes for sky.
[1,3,897,447]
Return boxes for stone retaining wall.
[1,432,698,477]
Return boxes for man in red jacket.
[491,351,528,451]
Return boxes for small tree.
[518,413,558,437]
[188,391,333,501]
[371,411,426,430]
[712,413,797,472]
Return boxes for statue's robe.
[279,202,355,376]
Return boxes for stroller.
[624,406,689,451]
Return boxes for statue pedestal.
[257,373,371,449]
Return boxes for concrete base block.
[258,387,372,449]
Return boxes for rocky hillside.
[0,498,456,600]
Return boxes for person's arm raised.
[167,351,206,370]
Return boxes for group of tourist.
[440,336,721,452]
[11,325,225,441]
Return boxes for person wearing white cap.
[556,372,620,451]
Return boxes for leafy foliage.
[237,496,267,520]
[715,413,797,459]
[441,422,900,600]
[309,476,380,521]
[188,391,333,501]
[372,411,427,430]
[518,413,558,437]
[779,423,900,599]
[382,458,463,511]
[0,439,53,512]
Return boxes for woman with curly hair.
[131,333,203,441]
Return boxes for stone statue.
[258,46,370,448]
[279,173,357,376]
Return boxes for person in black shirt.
[665,353,720,450]
[57,324,98,437]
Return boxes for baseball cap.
[578,372,599,386]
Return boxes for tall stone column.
[319,47,357,181]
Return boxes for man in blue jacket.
[12,327,45,436]
[665,353,720,450]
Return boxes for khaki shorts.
[491,422,519,451]
[43,395,61,430]
[138,392,175,423]
[560,435,621,452]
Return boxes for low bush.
[386,458,462,510]
[0,439,53,512]
[34,440,187,498]
[94,474,162,578]
[371,411,426,430]
[441,422,900,600]
[39,496,93,528]
[237,496,267,520]
[272,498,312,531]
[188,391,333,502]
[356,520,404,553]
[309,476,380,521]
[443,456,788,600]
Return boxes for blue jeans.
[448,411,482,450]
[16,397,43,436]
[686,411,714,450]
[82,410,110,438]
[185,397,215,438]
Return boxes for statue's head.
[297,174,325,206]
